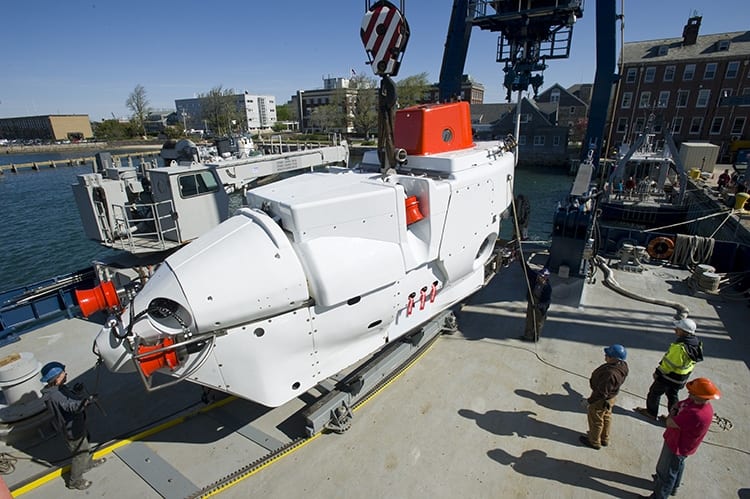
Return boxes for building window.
[626,68,637,83]
[658,45,669,56]
[689,117,703,134]
[683,64,696,81]
[533,135,545,146]
[696,89,710,107]
[635,117,645,132]
[664,65,675,82]
[644,67,656,83]
[703,63,717,80]
[553,136,561,146]
[677,90,689,107]
[639,92,651,108]
[621,92,633,108]
[550,89,560,102]
[726,61,740,79]
[717,40,731,51]
[671,117,683,134]
[710,117,724,134]
[657,91,670,108]
[518,135,526,146]
[616,118,628,133]
[569,106,576,114]
[519,114,530,123]
[732,117,746,135]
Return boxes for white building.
[175,91,277,132]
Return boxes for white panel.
[208,308,314,407]
[166,209,309,333]
[297,237,405,307]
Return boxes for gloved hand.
[84,394,97,406]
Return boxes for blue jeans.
[652,442,686,499]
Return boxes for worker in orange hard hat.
[640,377,720,499]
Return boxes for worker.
[40,362,106,490]
[580,344,629,450]
[641,378,720,499]
[717,169,731,189]
[519,264,552,342]
[625,176,636,199]
[635,318,703,421]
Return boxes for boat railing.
[108,200,182,253]
[0,268,96,345]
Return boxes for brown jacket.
[588,360,629,403]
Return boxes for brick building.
[610,16,750,163]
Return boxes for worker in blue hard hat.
[580,344,629,450]
[40,361,106,490]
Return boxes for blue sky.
[2,1,748,121]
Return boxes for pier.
[0,150,162,174]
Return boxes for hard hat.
[540,268,551,278]
[673,317,697,335]
[686,377,721,400]
[40,361,65,383]
[604,344,627,360]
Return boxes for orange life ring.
[647,237,675,260]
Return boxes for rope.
[643,209,731,233]
[670,234,715,268]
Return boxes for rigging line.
[708,209,736,239]
[643,209,734,233]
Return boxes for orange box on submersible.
[394,101,474,156]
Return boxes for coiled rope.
[670,234,715,268]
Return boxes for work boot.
[634,407,657,420]
[87,457,106,471]
[579,435,601,450]
[67,479,92,490]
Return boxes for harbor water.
[0,149,572,291]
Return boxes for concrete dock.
[2,256,748,498]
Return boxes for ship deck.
[2,256,748,498]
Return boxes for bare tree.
[199,86,241,136]
[126,84,150,137]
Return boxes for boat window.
[178,171,220,198]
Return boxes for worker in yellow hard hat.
[640,377,720,499]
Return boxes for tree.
[350,74,378,137]
[276,103,293,122]
[309,104,341,132]
[396,72,430,107]
[93,119,131,141]
[199,86,241,136]
[126,84,150,137]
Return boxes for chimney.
[682,16,701,46]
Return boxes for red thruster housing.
[395,101,474,156]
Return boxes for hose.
[595,255,689,318]
[670,234,715,268]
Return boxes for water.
[0,150,572,291]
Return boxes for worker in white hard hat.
[635,317,703,421]
[40,361,106,490]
